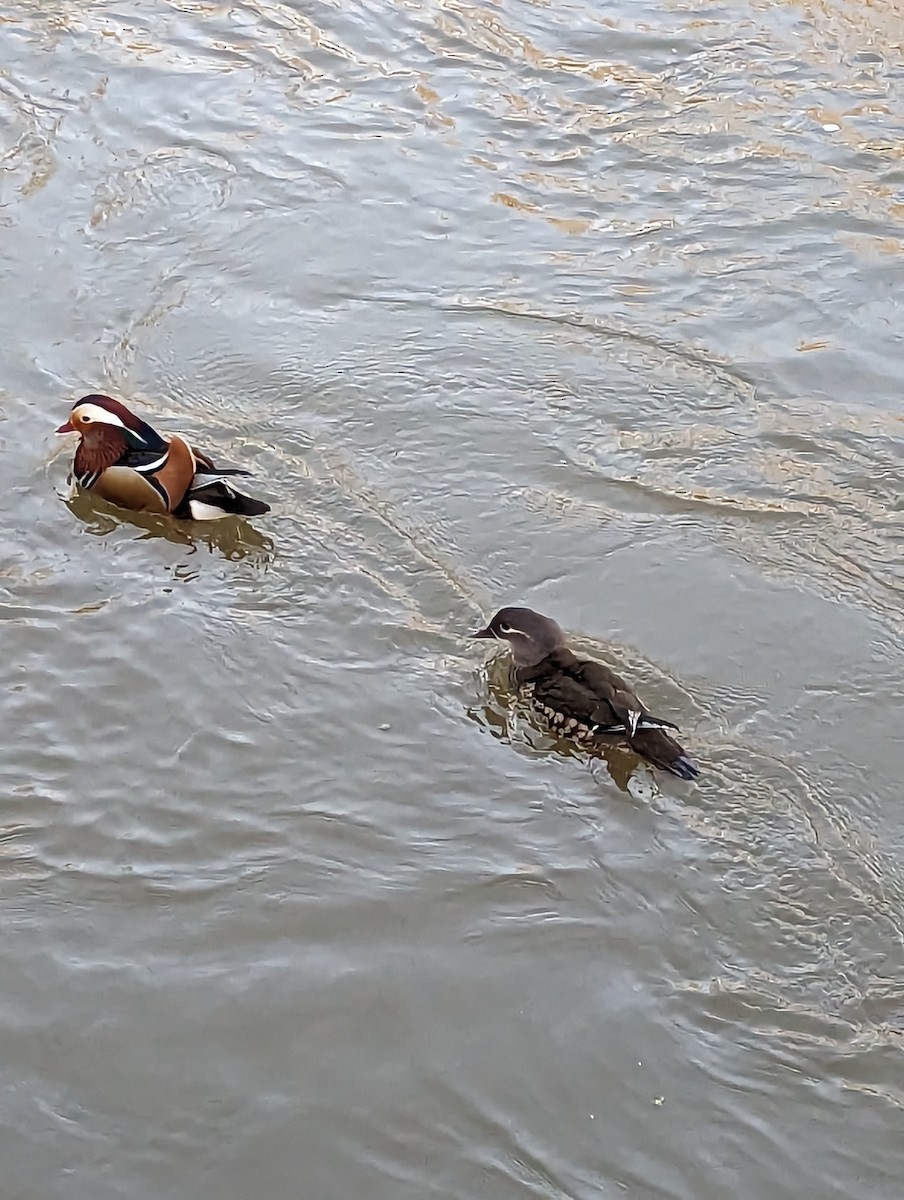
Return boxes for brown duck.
[472,606,698,780]
[56,394,270,520]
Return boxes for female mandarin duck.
[472,606,698,779]
[56,394,270,520]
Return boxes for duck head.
[471,606,565,667]
[56,394,164,452]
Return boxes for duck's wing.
[118,447,173,471]
[575,659,679,733]
[576,657,696,778]
[177,477,270,519]
[525,661,628,735]
[180,444,269,518]
[121,438,268,519]
[521,652,697,778]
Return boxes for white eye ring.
[499,623,513,634]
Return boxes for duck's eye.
[499,624,513,634]
[82,416,91,423]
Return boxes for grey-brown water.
[3,2,904,1197]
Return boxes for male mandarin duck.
[56,394,270,520]
[472,606,699,780]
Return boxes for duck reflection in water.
[63,486,275,564]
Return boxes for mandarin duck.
[472,606,698,779]
[56,394,270,520]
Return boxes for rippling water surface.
[2,1,903,1197]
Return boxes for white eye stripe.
[72,403,127,429]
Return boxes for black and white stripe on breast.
[76,468,102,490]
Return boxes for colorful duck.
[472,606,698,779]
[56,394,270,520]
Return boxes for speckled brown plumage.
[473,607,698,780]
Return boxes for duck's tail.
[629,727,699,780]
[663,753,699,781]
